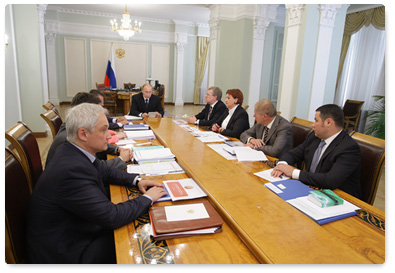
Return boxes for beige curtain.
[193,37,210,104]
[336,6,385,85]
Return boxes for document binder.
[149,200,223,240]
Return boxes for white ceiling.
[48,4,211,24]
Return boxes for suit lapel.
[314,131,345,171]
[266,116,279,142]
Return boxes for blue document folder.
[265,180,357,225]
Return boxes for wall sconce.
[5,35,8,51]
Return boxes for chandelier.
[110,5,142,41]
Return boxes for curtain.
[193,37,210,104]
[336,6,385,84]
[334,24,385,132]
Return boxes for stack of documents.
[207,144,237,160]
[163,178,207,201]
[139,160,184,176]
[224,146,268,162]
[123,124,149,131]
[124,115,143,121]
[125,130,156,140]
[133,147,175,163]
[264,180,360,225]
[195,132,229,143]
[149,200,223,240]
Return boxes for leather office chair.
[157,84,165,109]
[5,147,31,263]
[5,121,42,191]
[40,109,63,139]
[124,82,136,90]
[350,131,385,204]
[42,101,60,116]
[343,100,364,131]
[102,90,118,115]
[96,82,106,91]
[290,117,314,170]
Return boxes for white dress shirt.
[221,104,239,129]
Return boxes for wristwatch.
[136,176,143,186]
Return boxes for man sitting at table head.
[45,92,131,170]
[89,89,129,129]
[25,103,168,264]
[271,104,361,198]
[187,86,226,126]
[128,83,164,118]
[240,99,292,158]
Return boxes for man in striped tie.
[271,104,361,198]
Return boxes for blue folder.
[265,180,357,225]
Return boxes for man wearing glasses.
[187,86,226,126]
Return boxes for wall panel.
[152,44,170,98]
[64,38,87,96]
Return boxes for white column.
[277,4,305,120]
[174,32,187,106]
[45,25,60,105]
[37,4,49,103]
[307,5,342,120]
[207,15,219,87]
[248,4,279,125]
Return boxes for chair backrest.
[241,104,249,110]
[40,109,63,139]
[289,117,314,148]
[343,100,364,130]
[157,84,165,109]
[124,82,136,90]
[350,131,385,204]
[5,147,31,263]
[5,121,42,191]
[42,101,60,116]
[96,82,106,91]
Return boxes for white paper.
[233,146,268,161]
[125,130,156,140]
[287,196,360,221]
[163,178,207,201]
[139,160,184,175]
[124,115,143,120]
[116,139,136,145]
[254,168,290,182]
[134,148,175,163]
[264,182,283,194]
[165,203,209,222]
[195,132,229,143]
[127,164,143,174]
[207,144,237,160]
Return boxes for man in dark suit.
[240,99,292,158]
[187,86,226,126]
[26,103,167,263]
[45,92,132,170]
[271,104,361,198]
[129,84,164,118]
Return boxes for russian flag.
[104,44,117,88]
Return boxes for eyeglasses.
[206,93,214,96]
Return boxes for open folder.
[149,200,223,240]
[264,180,360,225]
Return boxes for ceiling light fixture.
[110,4,142,41]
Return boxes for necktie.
[310,140,326,173]
[208,106,213,120]
[145,99,149,112]
[263,126,269,143]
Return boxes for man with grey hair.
[240,99,293,158]
[187,86,226,126]
[26,103,167,264]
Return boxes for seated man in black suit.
[187,86,226,126]
[26,103,167,263]
[89,89,129,130]
[240,99,293,158]
[45,92,132,170]
[271,104,361,198]
[129,83,164,118]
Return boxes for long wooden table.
[110,117,385,264]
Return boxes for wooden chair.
[40,109,63,139]
[241,104,249,110]
[42,101,60,116]
[350,131,385,204]
[124,82,136,90]
[157,84,165,109]
[5,121,42,191]
[5,147,32,263]
[343,100,364,131]
[102,90,118,115]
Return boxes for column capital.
[285,4,305,27]
[175,32,188,52]
[319,4,342,28]
[37,4,48,25]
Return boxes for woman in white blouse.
[211,89,250,138]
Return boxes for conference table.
[110,117,385,264]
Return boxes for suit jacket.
[213,105,250,139]
[26,142,151,263]
[240,115,293,158]
[128,92,164,117]
[280,130,361,198]
[195,100,226,126]
[45,123,126,170]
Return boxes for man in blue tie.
[271,104,362,198]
